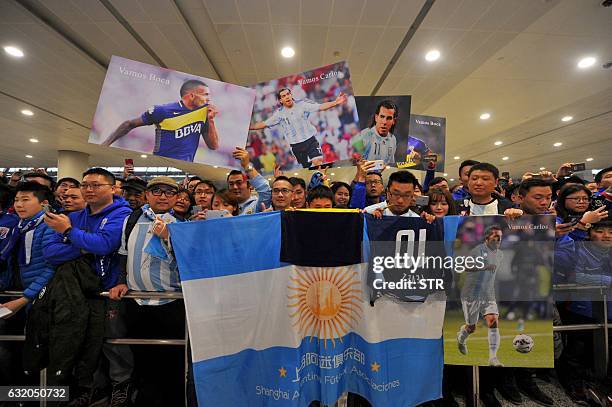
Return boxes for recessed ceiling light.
[140,154,147,158]
[443,173,448,176]
[226,172,230,176]
[425,49,440,62]
[25,154,33,158]
[29,138,39,143]
[553,142,563,147]
[4,46,24,58]
[267,178,272,181]
[479,112,491,120]
[21,109,34,116]
[586,157,594,162]
[213,165,218,168]
[561,115,573,122]
[540,167,546,171]
[281,46,295,58]
[494,141,502,146]
[453,156,460,160]
[330,173,335,176]
[502,156,509,161]
[449,178,455,182]
[293,172,299,176]
[577,56,596,69]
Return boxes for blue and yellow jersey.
[141,101,209,162]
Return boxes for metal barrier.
[2,287,610,407]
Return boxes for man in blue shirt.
[102,80,219,162]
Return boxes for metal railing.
[2,286,610,407]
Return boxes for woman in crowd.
[425,188,457,218]
[331,181,351,208]
[211,189,239,217]
[173,188,194,221]
[555,183,608,241]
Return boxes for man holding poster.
[249,88,347,168]
[102,79,219,162]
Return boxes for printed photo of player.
[249,88,347,168]
[89,56,255,168]
[456,224,505,367]
[360,100,399,163]
[102,79,219,162]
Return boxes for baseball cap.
[121,178,147,193]
[147,176,179,190]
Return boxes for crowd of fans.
[0,147,610,407]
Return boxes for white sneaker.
[488,357,504,367]
[457,331,468,355]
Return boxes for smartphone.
[206,210,230,219]
[531,174,544,180]
[570,163,586,173]
[567,214,582,225]
[501,171,510,179]
[192,205,203,214]
[124,159,134,177]
[415,195,430,207]
[371,160,385,171]
[498,179,509,190]
[42,203,55,214]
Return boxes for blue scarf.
[0,210,44,265]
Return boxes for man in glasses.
[270,176,294,211]
[364,170,420,217]
[42,168,132,405]
[107,176,185,406]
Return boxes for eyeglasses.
[388,191,413,200]
[194,189,214,196]
[80,183,112,190]
[366,180,382,186]
[566,197,589,202]
[149,188,178,197]
[272,188,293,195]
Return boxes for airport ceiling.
[0,0,610,182]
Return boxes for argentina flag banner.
[169,211,445,406]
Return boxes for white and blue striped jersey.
[361,127,396,163]
[461,243,503,301]
[264,99,321,144]
[119,209,181,306]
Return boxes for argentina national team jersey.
[461,243,503,301]
[141,101,209,162]
[361,127,397,163]
[264,99,321,145]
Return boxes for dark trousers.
[127,299,185,407]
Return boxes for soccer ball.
[513,334,534,353]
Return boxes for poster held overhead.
[248,61,360,174]
[89,56,256,168]
[397,114,446,171]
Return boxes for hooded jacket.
[43,196,131,289]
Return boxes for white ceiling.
[0,0,610,183]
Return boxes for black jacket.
[23,255,105,386]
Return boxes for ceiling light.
[140,154,147,158]
[494,141,502,146]
[281,46,295,58]
[586,157,593,162]
[540,167,546,171]
[425,49,440,62]
[29,138,38,143]
[502,156,509,161]
[293,172,299,176]
[577,56,596,69]
[443,173,448,176]
[21,109,34,116]
[453,156,460,160]
[561,115,573,122]
[449,178,455,182]
[226,172,230,176]
[330,173,335,176]
[553,142,563,147]
[25,154,32,158]
[213,165,218,168]
[4,46,24,58]
[479,112,491,120]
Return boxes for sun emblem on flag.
[287,266,363,348]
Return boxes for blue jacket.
[43,196,131,289]
[569,240,612,320]
[349,181,385,209]
[0,211,19,291]
[452,187,470,201]
[17,211,56,300]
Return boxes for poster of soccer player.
[353,96,411,166]
[248,61,359,173]
[443,215,555,368]
[89,55,256,167]
[397,114,446,171]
